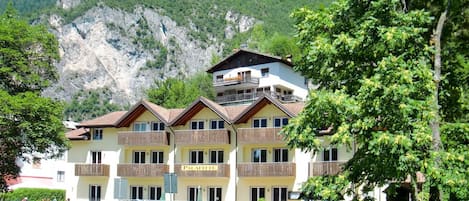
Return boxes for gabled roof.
[206,49,292,73]
[79,111,127,128]
[65,128,90,140]
[115,100,175,127]
[170,97,231,126]
[233,95,296,124]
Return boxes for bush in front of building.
[0,188,65,201]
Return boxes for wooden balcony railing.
[174,130,230,145]
[117,131,168,146]
[310,161,345,176]
[237,128,284,144]
[75,164,110,176]
[117,164,168,177]
[237,162,295,177]
[174,164,229,177]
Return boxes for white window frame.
[209,149,224,164]
[133,122,148,132]
[208,186,222,201]
[188,186,201,201]
[57,170,65,182]
[253,118,268,128]
[272,186,288,201]
[149,186,163,200]
[89,185,101,201]
[190,150,204,164]
[273,117,289,128]
[130,186,144,200]
[250,186,265,201]
[273,148,288,162]
[191,120,205,130]
[210,119,225,130]
[252,148,267,163]
[323,146,338,161]
[151,121,165,131]
[133,151,146,164]
[151,150,164,164]
[90,151,102,164]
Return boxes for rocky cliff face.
[43,3,255,105]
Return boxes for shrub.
[1,188,65,201]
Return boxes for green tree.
[282,0,468,200]
[146,72,215,108]
[0,4,68,192]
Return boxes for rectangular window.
[272,187,288,201]
[57,171,65,182]
[151,151,164,164]
[323,147,338,161]
[93,128,103,140]
[261,68,269,77]
[188,187,201,201]
[190,150,204,164]
[210,120,225,129]
[252,149,267,163]
[253,118,267,128]
[152,122,165,131]
[210,150,224,164]
[274,148,288,162]
[250,187,265,201]
[91,151,102,164]
[89,185,101,201]
[130,186,144,200]
[216,75,223,82]
[133,122,148,132]
[208,187,222,201]
[273,117,289,128]
[133,151,146,164]
[149,186,162,200]
[191,120,204,130]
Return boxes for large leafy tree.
[0,4,68,191]
[282,0,468,200]
[146,72,215,108]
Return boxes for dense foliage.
[146,72,215,108]
[0,5,68,192]
[282,0,468,200]
[0,188,65,201]
[63,88,123,122]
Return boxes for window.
[250,187,265,201]
[149,186,163,200]
[133,122,148,132]
[210,120,224,129]
[274,117,289,128]
[188,187,201,201]
[57,171,65,182]
[151,151,164,164]
[274,148,288,162]
[261,68,269,77]
[130,186,144,200]
[323,147,338,161]
[208,187,222,201]
[252,149,267,163]
[133,151,146,164]
[272,187,288,201]
[190,150,204,164]
[89,185,101,201]
[216,75,223,82]
[152,122,165,131]
[210,150,224,163]
[91,151,102,164]
[93,128,103,140]
[253,118,267,128]
[32,157,41,168]
[191,120,204,130]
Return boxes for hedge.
[0,188,65,201]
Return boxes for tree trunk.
[429,8,447,201]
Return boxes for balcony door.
[238,70,251,82]
[91,151,102,164]
[323,147,338,161]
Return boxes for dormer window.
[261,68,269,77]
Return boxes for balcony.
[174,164,229,177]
[174,130,230,145]
[117,164,168,177]
[117,131,168,146]
[216,92,302,105]
[75,164,109,176]
[310,161,345,176]
[213,77,260,88]
[237,162,295,177]
[237,128,284,144]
